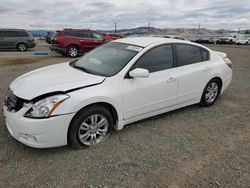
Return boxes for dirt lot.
[0,40,249,188]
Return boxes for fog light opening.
[19,134,37,142]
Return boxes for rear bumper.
[3,105,75,148]
[50,45,66,54]
[221,71,232,94]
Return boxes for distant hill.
[28,30,54,37]
[29,27,249,37]
[98,27,239,36]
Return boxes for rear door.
[174,44,212,104]
[77,31,95,51]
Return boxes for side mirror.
[129,68,149,78]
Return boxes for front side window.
[15,31,29,37]
[175,44,202,66]
[132,45,173,73]
[78,32,92,38]
[92,33,104,40]
[73,42,142,76]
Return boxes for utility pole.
[198,23,201,34]
[114,22,117,34]
[148,22,151,29]
[238,27,241,33]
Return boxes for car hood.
[10,62,106,100]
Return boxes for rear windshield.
[54,31,62,37]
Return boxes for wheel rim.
[18,44,26,51]
[205,82,219,103]
[69,47,78,57]
[78,114,108,146]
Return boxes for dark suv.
[50,29,121,57]
[0,29,35,51]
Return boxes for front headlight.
[24,94,70,118]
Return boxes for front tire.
[68,105,113,149]
[17,43,27,51]
[67,45,79,58]
[200,79,221,107]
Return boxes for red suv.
[50,29,121,57]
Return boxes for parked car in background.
[3,37,232,148]
[45,32,53,44]
[236,38,250,45]
[218,33,245,44]
[208,37,219,44]
[218,37,234,44]
[103,33,123,40]
[0,29,35,51]
[50,29,119,57]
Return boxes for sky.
[0,0,250,30]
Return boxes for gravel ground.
[0,41,249,188]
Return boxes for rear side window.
[64,31,78,37]
[0,31,7,37]
[201,48,209,61]
[64,31,92,38]
[132,45,174,73]
[175,44,202,66]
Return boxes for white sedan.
[236,38,250,45]
[3,37,232,148]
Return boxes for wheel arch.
[66,44,79,49]
[212,76,223,89]
[67,101,120,144]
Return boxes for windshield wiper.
[73,65,91,73]
[69,60,91,74]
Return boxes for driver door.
[123,44,178,122]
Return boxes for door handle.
[203,67,211,72]
[80,40,84,42]
[166,77,176,83]
[94,41,99,43]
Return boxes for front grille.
[4,89,25,112]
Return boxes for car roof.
[113,37,189,47]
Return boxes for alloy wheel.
[18,44,27,51]
[68,47,78,57]
[205,82,219,103]
[78,114,108,146]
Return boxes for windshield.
[73,42,142,76]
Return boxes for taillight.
[223,57,232,69]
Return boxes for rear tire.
[200,79,221,107]
[68,105,113,149]
[67,45,79,58]
[17,43,27,51]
